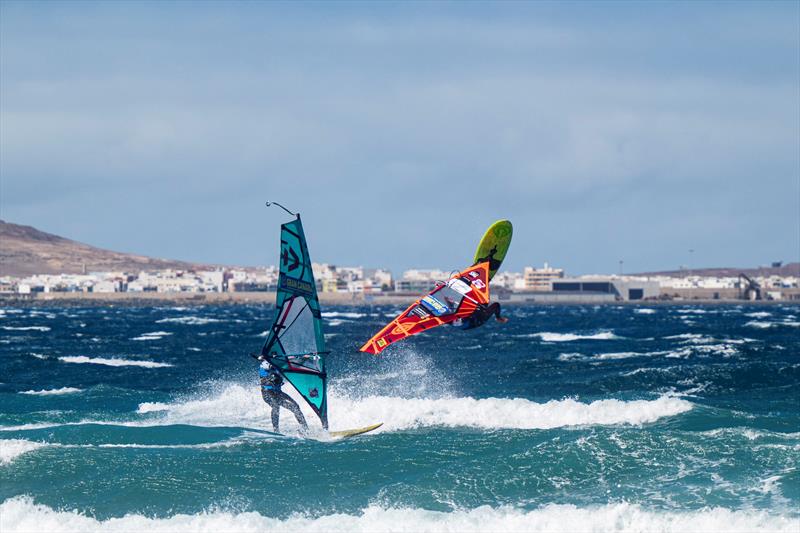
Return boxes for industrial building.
[552,278,660,301]
[499,277,660,303]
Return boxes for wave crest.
[155,316,221,325]
[0,440,45,465]
[20,388,82,396]
[58,356,172,368]
[134,384,691,432]
[0,497,795,533]
[532,331,621,342]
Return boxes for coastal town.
[2,262,798,303]
[2,220,796,304]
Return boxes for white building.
[491,271,525,291]
[523,263,564,291]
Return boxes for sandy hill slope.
[0,220,211,277]
[631,263,800,278]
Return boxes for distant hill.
[632,263,800,278]
[0,220,213,277]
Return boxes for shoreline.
[0,291,792,307]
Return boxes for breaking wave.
[322,312,366,319]
[1,326,51,332]
[0,437,257,466]
[746,320,800,329]
[133,384,692,432]
[58,356,172,368]
[559,342,738,362]
[746,321,773,329]
[1,497,795,533]
[594,351,643,360]
[19,388,82,396]
[0,440,46,465]
[131,331,172,341]
[155,316,221,325]
[530,331,621,342]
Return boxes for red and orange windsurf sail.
[359,262,491,355]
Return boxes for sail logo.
[281,246,301,272]
[421,295,448,316]
[410,306,430,319]
[280,276,313,296]
[309,387,319,398]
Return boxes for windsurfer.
[258,355,308,434]
[452,302,508,330]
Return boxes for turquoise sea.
[1,303,798,531]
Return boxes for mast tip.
[265,201,297,217]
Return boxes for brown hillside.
[0,220,211,277]
[631,263,800,278]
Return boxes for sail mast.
[261,204,328,429]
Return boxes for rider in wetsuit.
[258,355,308,434]
[452,302,508,330]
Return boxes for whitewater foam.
[532,331,620,342]
[621,366,679,377]
[1,437,254,466]
[20,388,82,396]
[133,384,692,432]
[665,333,718,344]
[559,348,693,362]
[594,352,642,360]
[131,331,172,341]
[135,385,274,429]
[136,402,170,414]
[59,356,173,368]
[0,440,45,465]
[693,344,739,357]
[698,428,800,441]
[1,498,795,533]
[155,316,221,325]
[744,320,799,329]
[27,310,54,318]
[92,439,255,450]
[330,393,693,430]
[0,423,62,432]
[322,312,366,319]
[1,326,51,332]
[634,308,656,314]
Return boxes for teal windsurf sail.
[261,213,328,429]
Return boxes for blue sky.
[1,1,798,274]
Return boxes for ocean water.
[1,303,798,532]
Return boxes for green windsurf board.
[473,220,513,281]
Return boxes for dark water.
[1,304,798,531]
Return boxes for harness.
[259,366,283,391]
